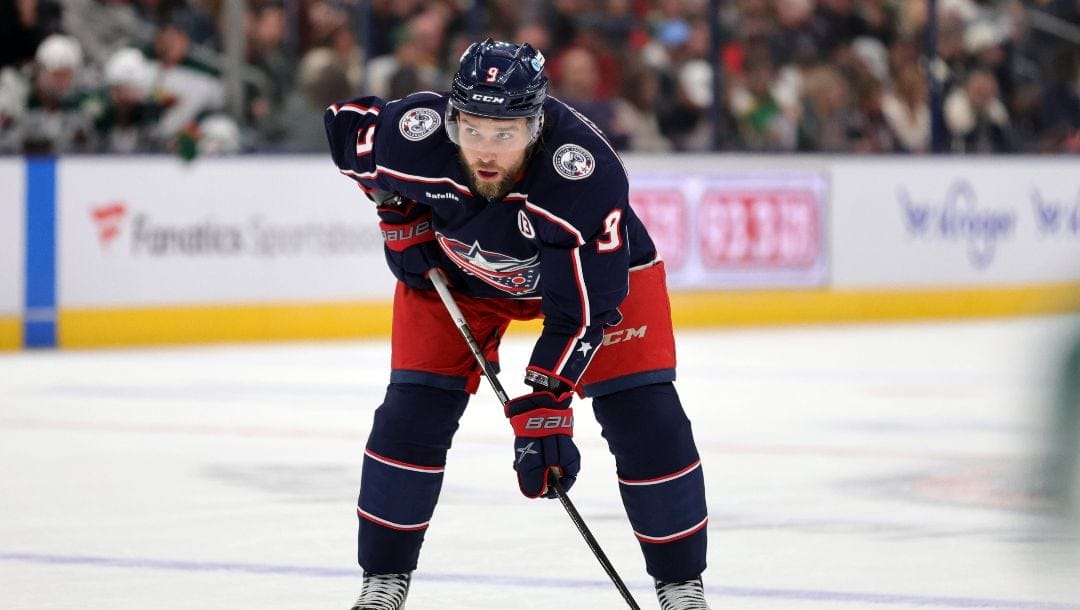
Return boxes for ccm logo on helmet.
[471,94,505,104]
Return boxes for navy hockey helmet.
[446,39,547,150]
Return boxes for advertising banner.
[630,171,829,289]
[831,159,1080,288]
[57,157,393,307]
[0,159,23,317]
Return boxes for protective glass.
[445,104,542,153]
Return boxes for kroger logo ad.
[1031,188,1080,240]
[898,179,1015,270]
[896,174,1080,275]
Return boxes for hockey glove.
[506,379,580,499]
[373,190,454,290]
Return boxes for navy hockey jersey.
[325,92,658,386]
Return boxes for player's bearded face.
[455,114,531,200]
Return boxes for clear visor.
[445,104,542,153]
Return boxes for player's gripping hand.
[506,390,580,499]
[372,190,454,290]
[380,223,443,290]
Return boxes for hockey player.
[324,39,711,610]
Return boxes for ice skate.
[656,577,711,610]
[349,572,410,610]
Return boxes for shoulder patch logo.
[399,107,442,141]
[552,143,595,180]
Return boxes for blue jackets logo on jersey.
[552,144,595,180]
[398,108,442,141]
[437,234,541,294]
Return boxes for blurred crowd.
[0,0,1077,156]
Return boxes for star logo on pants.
[516,441,538,464]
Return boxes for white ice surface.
[2,316,1079,609]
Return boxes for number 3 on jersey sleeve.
[597,210,623,253]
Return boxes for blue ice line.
[1,551,1078,609]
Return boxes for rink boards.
[1,155,1078,349]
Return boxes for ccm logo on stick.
[525,415,573,430]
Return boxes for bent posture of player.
[325,39,712,610]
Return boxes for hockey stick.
[428,270,642,610]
